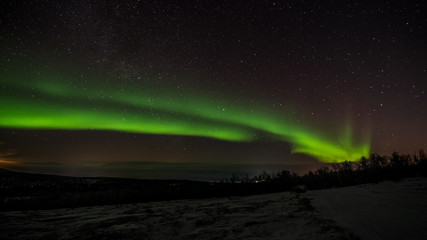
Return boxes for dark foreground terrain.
[1,177,426,239]
[306,177,427,240]
[0,191,355,240]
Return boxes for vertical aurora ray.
[0,70,370,162]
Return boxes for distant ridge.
[0,168,68,178]
[0,168,12,173]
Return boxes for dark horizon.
[1,148,424,181]
[2,150,426,212]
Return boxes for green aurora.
[0,70,370,163]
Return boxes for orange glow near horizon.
[0,159,17,164]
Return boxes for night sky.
[1,1,426,180]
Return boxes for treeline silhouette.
[300,150,427,189]
[230,150,427,191]
[1,150,426,211]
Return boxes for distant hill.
[0,168,271,211]
[0,168,11,173]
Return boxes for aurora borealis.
[0,1,426,179]
[0,69,369,163]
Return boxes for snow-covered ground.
[305,177,427,240]
[0,191,354,240]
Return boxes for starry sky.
[0,1,426,180]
